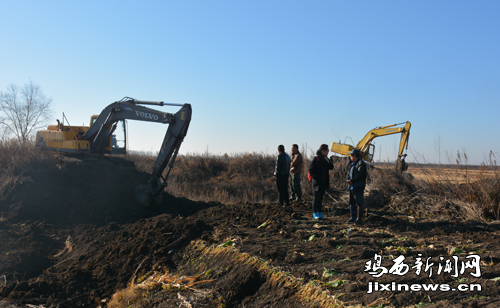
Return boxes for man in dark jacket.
[309,144,334,219]
[347,149,367,224]
[274,144,291,207]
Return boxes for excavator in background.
[330,121,411,172]
[36,97,192,207]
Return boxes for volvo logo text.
[136,111,159,120]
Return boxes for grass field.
[375,162,499,184]
[1,140,499,221]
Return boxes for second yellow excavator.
[331,121,411,172]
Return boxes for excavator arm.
[356,121,411,160]
[331,121,411,171]
[395,122,411,161]
[133,103,192,208]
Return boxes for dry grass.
[189,240,349,308]
[107,269,217,308]
[379,163,498,185]
[125,151,352,205]
[2,139,499,222]
[126,151,278,204]
[125,150,500,221]
[0,139,60,197]
[368,152,500,221]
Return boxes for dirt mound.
[0,157,215,305]
[1,157,500,307]
[1,157,210,226]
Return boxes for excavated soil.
[1,158,500,307]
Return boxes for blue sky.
[1,1,499,164]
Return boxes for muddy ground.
[1,158,500,307]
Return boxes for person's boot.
[313,212,319,220]
[348,204,357,223]
[318,212,324,220]
[355,208,364,225]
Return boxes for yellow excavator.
[36,97,192,207]
[330,121,411,172]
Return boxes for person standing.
[274,144,291,207]
[308,144,334,219]
[347,149,367,224]
[289,144,303,203]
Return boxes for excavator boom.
[83,97,175,153]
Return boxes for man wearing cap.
[347,149,367,224]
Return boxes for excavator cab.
[110,120,127,154]
[88,115,127,154]
[364,144,375,161]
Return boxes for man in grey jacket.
[347,149,367,224]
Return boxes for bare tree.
[0,80,52,144]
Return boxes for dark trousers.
[313,186,326,213]
[276,174,289,206]
[290,172,302,199]
[349,189,365,220]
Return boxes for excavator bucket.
[395,158,408,172]
[133,185,163,208]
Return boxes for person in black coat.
[308,144,334,219]
[274,144,291,207]
[347,149,367,224]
